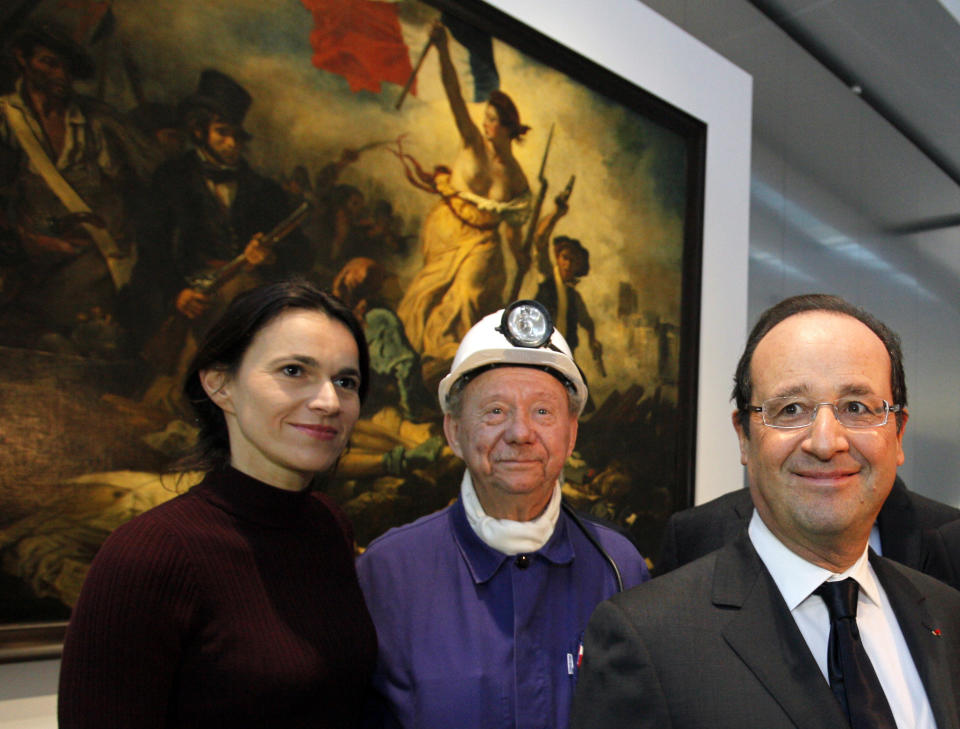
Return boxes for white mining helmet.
[437,300,589,416]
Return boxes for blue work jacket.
[357,494,649,729]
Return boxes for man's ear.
[13,49,26,71]
[566,418,579,460]
[443,413,463,459]
[895,408,908,467]
[199,368,234,414]
[732,409,749,466]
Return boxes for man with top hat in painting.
[134,68,308,380]
[0,23,152,354]
[357,300,650,729]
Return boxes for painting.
[0,0,705,660]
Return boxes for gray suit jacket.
[655,476,960,588]
[923,519,960,589]
[570,534,960,729]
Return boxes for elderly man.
[571,294,960,729]
[358,301,649,729]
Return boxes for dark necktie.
[815,578,898,729]
[201,164,239,183]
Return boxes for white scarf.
[460,470,561,555]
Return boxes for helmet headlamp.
[498,300,553,349]
[437,302,589,415]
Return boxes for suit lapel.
[725,489,754,542]
[717,536,847,729]
[871,554,960,729]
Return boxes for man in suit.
[139,68,308,318]
[570,294,960,729]
[655,477,960,586]
[132,68,307,398]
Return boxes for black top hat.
[12,23,95,80]
[179,69,252,135]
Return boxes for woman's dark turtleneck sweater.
[59,467,377,729]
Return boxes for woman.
[58,280,377,729]
[397,22,531,386]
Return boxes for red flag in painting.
[57,0,114,44]
[301,0,414,95]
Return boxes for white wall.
[644,0,960,510]
[0,2,752,722]
[485,0,752,506]
[0,661,58,729]
[749,138,960,508]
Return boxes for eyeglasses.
[745,396,901,429]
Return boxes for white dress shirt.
[748,512,937,729]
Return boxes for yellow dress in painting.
[398,172,530,367]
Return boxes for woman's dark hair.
[733,294,906,434]
[178,279,369,473]
[487,90,530,141]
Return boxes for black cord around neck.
[560,501,623,592]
